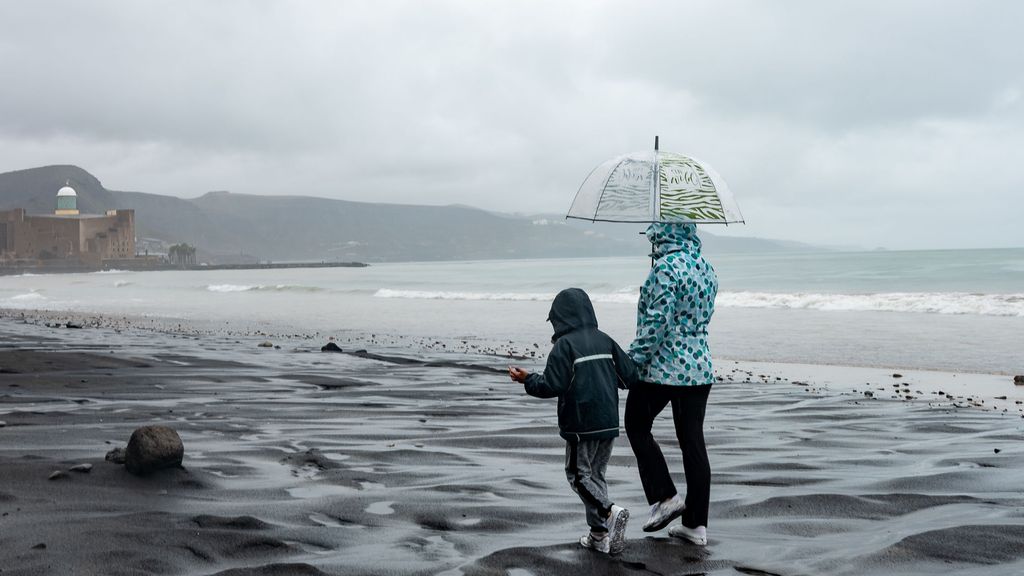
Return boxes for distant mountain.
[552,216,815,252]
[0,165,817,263]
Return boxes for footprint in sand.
[365,500,394,515]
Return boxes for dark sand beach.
[2,316,1023,576]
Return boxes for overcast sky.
[1,0,1021,249]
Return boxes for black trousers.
[625,381,712,529]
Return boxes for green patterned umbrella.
[567,139,744,224]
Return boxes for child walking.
[509,287,638,554]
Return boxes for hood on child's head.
[547,288,598,343]
[646,221,702,259]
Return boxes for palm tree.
[168,243,196,267]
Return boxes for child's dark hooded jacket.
[524,288,639,441]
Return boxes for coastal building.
[55,183,80,215]
[0,183,135,266]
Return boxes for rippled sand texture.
[1,324,1022,576]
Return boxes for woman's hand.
[508,366,530,383]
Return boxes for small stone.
[48,470,68,480]
[32,542,46,550]
[69,463,93,473]
[994,448,1002,454]
[321,342,343,353]
[892,373,903,378]
[1014,375,1024,385]
[105,447,127,464]
[258,341,273,348]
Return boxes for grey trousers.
[565,437,615,531]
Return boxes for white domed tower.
[55,181,79,215]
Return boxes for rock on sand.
[125,426,184,475]
[1014,375,1024,385]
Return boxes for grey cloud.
[0,0,1021,249]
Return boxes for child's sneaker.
[642,494,685,532]
[668,523,707,546]
[606,505,629,555]
[579,532,611,553]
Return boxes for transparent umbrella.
[567,137,744,225]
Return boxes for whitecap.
[10,292,47,302]
[372,288,638,304]
[716,291,1024,317]
[206,284,258,292]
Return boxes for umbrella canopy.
[566,147,744,224]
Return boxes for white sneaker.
[606,505,629,555]
[669,523,707,546]
[579,532,610,553]
[642,494,685,532]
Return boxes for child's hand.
[508,366,529,383]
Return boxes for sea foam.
[372,288,638,304]
[717,291,1024,317]
[205,284,323,293]
[9,292,47,302]
[373,288,1024,317]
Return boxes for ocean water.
[1,248,1022,374]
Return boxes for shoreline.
[2,314,1024,574]
[3,306,1023,416]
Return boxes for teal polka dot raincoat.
[628,222,718,386]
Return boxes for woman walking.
[626,221,717,546]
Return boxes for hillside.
[0,165,808,263]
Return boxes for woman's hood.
[548,287,598,342]
[646,222,702,258]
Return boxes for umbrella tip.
[654,135,659,151]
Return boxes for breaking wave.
[9,292,47,302]
[717,291,1024,317]
[0,292,52,308]
[374,289,1024,317]
[373,288,638,304]
[205,284,324,293]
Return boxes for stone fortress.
[0,182,135,266]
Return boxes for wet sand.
[1,317,1023,576]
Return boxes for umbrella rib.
[566,215,745,224]
[593,157,629,221]
[566,160,606,221]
